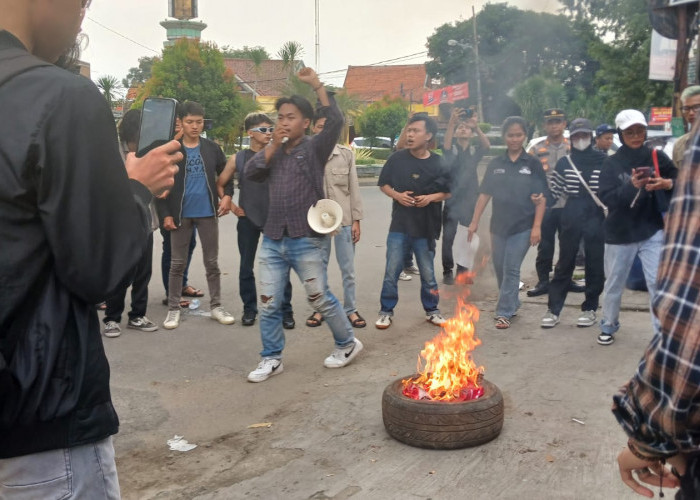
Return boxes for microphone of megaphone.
[307,199,343,234]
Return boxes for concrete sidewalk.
[105,186,659,499]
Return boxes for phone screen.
[136,98,177,157]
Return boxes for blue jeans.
[601,230,663,335]
[258,235,354,358]
[320,225,357,315]
[237,216,293,316]
[0,437,120,499]
[491,229,531,319]
[380,232,439,315]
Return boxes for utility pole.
[315,0,320,72]
[472,5,484,121]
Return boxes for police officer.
[526,109,584,296]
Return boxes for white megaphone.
[307,198,343,234]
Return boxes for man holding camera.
[0,0,180,496]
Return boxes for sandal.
[348,312,367,328]
[495,316,510,329]
[182,285,204,297]
[306,313,324,327]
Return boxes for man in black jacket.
[157,101,235,329]
[0,1,180,497]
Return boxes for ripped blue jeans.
[257,235,354,359]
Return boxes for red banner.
[423,82,469,107]
[649,107,672,125]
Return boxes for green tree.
[122,56,159,89]
[220,45,271,60]
[277,41,304,72]
[425,3,598,123]
[513,74,567,130]
[561,0,673,119]
[135,39,252,142]
[356,96,409,148]
[96,75,121,108]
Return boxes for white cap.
[615,109,647,131]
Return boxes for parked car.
[351,136,393,149]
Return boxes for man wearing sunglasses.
[217,113,296,329]
[673,85,700,168]
[0,0,181,497]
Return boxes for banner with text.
[423,82,470,107]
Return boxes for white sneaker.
[541,310,560,328]
[375,314,392,329]
[426,312,446,326]
[211,306,235,325]
[103,321,121,338]
[398,271,412,281]
[577,310,596,328]
[247,358,283,382]
[324,338,364,368]
[404,265,420,275]
[163,310,181,329]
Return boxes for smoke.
[506,0,562,14]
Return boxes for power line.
[85,17,160,54]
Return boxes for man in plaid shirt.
[611,129,700,496]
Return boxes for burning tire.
[382,377,504,450]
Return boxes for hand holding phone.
[136,97,179,157]
[635,166,652,179]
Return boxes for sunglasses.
[250,127,274,133]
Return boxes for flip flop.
[348,312,367,328]
[182,286,204,297]
[306,313,324,327]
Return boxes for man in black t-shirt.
[375,114,451,329]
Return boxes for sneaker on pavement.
[597,332,615,345]
[324,338,364,368]
[375,314,392,329]
[577,310,596,328]
[103,321,121,338]
[527,280,549,297]
[398,271,412,281]
[128,316,158,332]
[241,311,256,326]
[541,310,560,328]
[211,307,235,325]
[443,270,455,285]
[163,310,181,330]
[426,312,447,326]
[404,265,420,275]
[282,313,296,330]
[247,358,283,382]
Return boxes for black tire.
[382,377,504,450]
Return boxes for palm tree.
[96,75,121,109]
[277,41,304,74]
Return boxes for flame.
[402,298,484,401]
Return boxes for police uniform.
[526,109,575,294]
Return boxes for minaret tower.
[160,0,207,47]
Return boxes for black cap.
[543,108,566,121]
[568,118,593,135]
[595,124,615,136]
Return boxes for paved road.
[105,185,657,500]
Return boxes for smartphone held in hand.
[136,97,178,157]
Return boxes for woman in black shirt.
[468,116,548,329]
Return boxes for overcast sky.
[81,0,562,89]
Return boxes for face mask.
[573,137,591,151]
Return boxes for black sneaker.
[443,270,455,285]
[241,311,256,326]
[568,281,586,293]
[283,313,295,330]
[526,281,549,297]
[127,316,158,332]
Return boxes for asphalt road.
[104,185,658,500]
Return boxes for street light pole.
[472,5,484,121]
